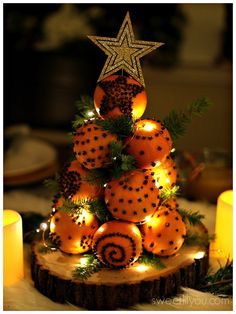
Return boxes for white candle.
[210,190,233,261]
[3,210,24,286]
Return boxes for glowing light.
[104,183,108,188]
[98,225,105,233]
[155,161,161,167]
[144,215,152,223]
[50,222,55,230]
[3,210,24,286]
[170,148,176,153]
[52,207,56,213]
[81,209,90,220]
[79,257,89,266]
[132,225,141,236]
[194,251,205,259]
[40,223,48,231]
[155,181,160,188]
[142,122,155,132]
[211,190,233,260]
[87,111,94,117]
[136,264,149,272]
[36,229,40,233]
[165,178,171,184]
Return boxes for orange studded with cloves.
[59,160,103,202]
[73,120,118,169]
[105,169,160,223]
[151,155,177,189]
[49,197,99,254]
[92,220,143,268]
[140,205,186,257]
[125,119,172,168]
[94,75,147,120]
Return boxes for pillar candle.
[211,190,233,261]
[3,210,24,286]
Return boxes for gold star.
[88,12,164,87]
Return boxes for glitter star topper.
[88,12,164,87]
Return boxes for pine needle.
[163,97,212,141]
[159,185,180,200]
[178,208,205,225]
[58,198,83,215]
[184,231,214,246]
[197,259,232,296]
[95,115,134,139]
[72,95,97,129]
[109,140,137,178]
[87,199,112,223]
[83,168,110,187]
[138,250,166,269]
[109,141,123,159]
[44,172,60,194]
[72,255,102,280]
[70,198,112,223]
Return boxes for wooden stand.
[31,242,208,310]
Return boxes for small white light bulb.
[136,264,149,272]
[80,257,89,266]
[87,111,94,117]
[40,222,48,231]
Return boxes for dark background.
[4,3,232,130]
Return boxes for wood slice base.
[31,242,209,310]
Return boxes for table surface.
[3,185,233,310]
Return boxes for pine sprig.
[159,185,180,201]
[72,255,102,280]
[184,231,214,246]
[58,198,83,215]
[197,259,232,296]
[44,173,60,194]
[72,95,97,129]
[138,250,166,269]
[87,199,112,223]
[109,141,137,178]
[120,154,136,172]
[187,97,211,116]
[163,97,212,141]
[95,115,134,139]
[109,141,123,159]
[178,208,205,225]
[83,168,110,187]
[71,198,112,223]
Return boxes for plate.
[4,137,58,185]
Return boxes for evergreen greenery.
[138,250,166,269]
[87,199,112,223]
[83,168,110,187]
[108,141,137,178]
[197,259,232,297]
[95,114,134,139]
[163,97,212,141]
[178,208,205,225]
[72,95,97,129]
[57,198,83,215]
[44,172,60,194]
[72,254,102,280]
[159,185,180,201]
[184,231,214,246]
